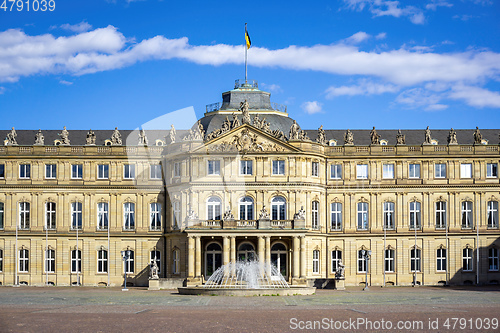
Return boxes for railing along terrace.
[271,102,287,113]
[234,79,258,89]
[203,220,222,228]
[237,220,257,228]
[271,220,293,229]
[206,102,221,113]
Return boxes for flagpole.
[245,23,248,84]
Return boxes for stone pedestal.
[148,278,160,291]
[258,218,271,229]
[293,218,306,229]
[335,278,345,290]
[223,219,236,229]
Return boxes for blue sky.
[0,0,499,131]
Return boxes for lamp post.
[362,250,371,291]
[121,250,131,291]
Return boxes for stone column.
[265,236,271,275]
[195,236,201,278]
[188,236,195,278]
[292,236,299,279]
[223,236,230,266]
[230,236,236,263]
[300,236,306,278]
[258,236,265,263]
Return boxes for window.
[172,201,180,229]
[123,202,135,230]
[240,160,253,175]
[45,202,56,230]
[71,202,82,230]
[271,243,287,277]
[97,249,108,273]
[463,248,473,272]
[150,164,162,179]
[312,250,320,274]
[383,202,395,230]
[272,160,285,175]
[125,250,134,274]
[435,163,446,178]
[71,164,83,179]
[97,202,108,230]
[410,248,421,272]
[19,249,29,272]
[330,164,342,179]
[311,161,319,177]
[489,248,499,271]
[357,202,368,230]
[97,164,109,179]
[356,164,368,179]
[460,163,472,178]
[207,160,220,175]
[19,164,30,179]
[0,249,3,272]
[150,203,161,230]
[358,250,367,273]
[487,163,498,178]
[19,202,30,229]
[311,201,319,229]
[207,197,221,220]
[123,164,135,179]
[0,202,4,229]
[383,164,394,179]
[330,202,342,231]
[45,249,55,273]
[173,249,180,274]
[487,201,498,228]
[385,249,395,273]
[331,250,342,273]
[436,248,446,272]
[271,196,286,220]
[409,201,421,230]
[461,201,473,229]
[173,162,181,177]
[239,197,254,220]
[45,164,57,179]
[435,201,447,229]
[71,249,81,273]
[409,164,420,178]
[0,164,4,178]
[151,250,161,274]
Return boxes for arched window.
[71,202,82,230]
[19,202,30,230]
[71,249,81,273]
[487,201,498,229]
[237,243,255,261]
[436,248,446,272]
[97,202,108,230]
[207,197,221,220]
[435,201,446,229]
[125,250,134,274]
[385,248,395,273]
[462,247,473,272]
[410,248,421,272]
[150,203,161,231]
[461,201,473,229]
[271,196,286,220]
[19,249,29,272]
[45,202,56,230]
[45,249,55,273]
[331,250,342,273]
[97,249,108,273]
[312,250,320,274]
[239,197,254,220]
[271,243,287,277]
[383,202,394,230]
[409,201,421,230]
[330,203,342,231]
[205,242,222,277]
[357,202,368,230]
[311,201,319,229]
[123,202,135,230]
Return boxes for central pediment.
[196,125,301,154]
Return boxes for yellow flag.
[245,26,251,50]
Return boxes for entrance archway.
[205,242,222,277]
[237,242,256,261]
[271,242,287,277]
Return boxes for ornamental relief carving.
[207,128,287,153]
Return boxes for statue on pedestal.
[111,127,122,145]
[473,127,482,144]
[344,129,354,145]
[6,127,17,145]
[86,129,96,145]
[448,128,457,144]
[424,126,432,144]
[370,126,380,145]
[169,124,176,144]
[34,129,44,145]
[396,129,405,145]
[58,126,70,145]
[240,99,251,124]
[316,125,326,145]
[138,129,148,146]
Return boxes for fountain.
[178,259,316,296]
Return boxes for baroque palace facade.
[0,80,499,288]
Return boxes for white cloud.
[0,86,5,94]
[60,21,92,33]
[325,79,399,98]
[343,0,425,25]
[301,101,323,114]
[260,83,282,93]
[345,31,371,44]
[59,80,73,85]
[449,85,500,108]
[395,88,448,111]
[426,0,453,11]
[375,32,387,40]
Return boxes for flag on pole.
[245,25,251,49]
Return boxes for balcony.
[187,219,301,230]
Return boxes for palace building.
[0,80,499,288]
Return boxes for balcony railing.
[235,79,258,89]
[271,102,287,113]
[237,220,257,227]
[271,220,292,229]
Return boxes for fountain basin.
[178,286,316,296]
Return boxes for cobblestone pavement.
[0,286,499,332]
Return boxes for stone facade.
[0,82,499,288]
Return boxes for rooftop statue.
[58,126,70,145]
[111,127,122,145]
[424,126,432,144]
[396,129,405,145]
[169,124,176,144]
[370,126,380,145]
[6,127,18,145]
[344,129,354,145]
[473,126,482,144]
[231,113,240,129]
[316,125,326,145]
[138,129,148,146]
[86,129,96,145]
[240,99,251,124]
[448,128,457,145]
[34,129,44,145]
[289,120,300,140]
[197,120,205,139]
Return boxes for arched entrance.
[237,242,256,261]
[271,242,287,277]
[205,242,222,277]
